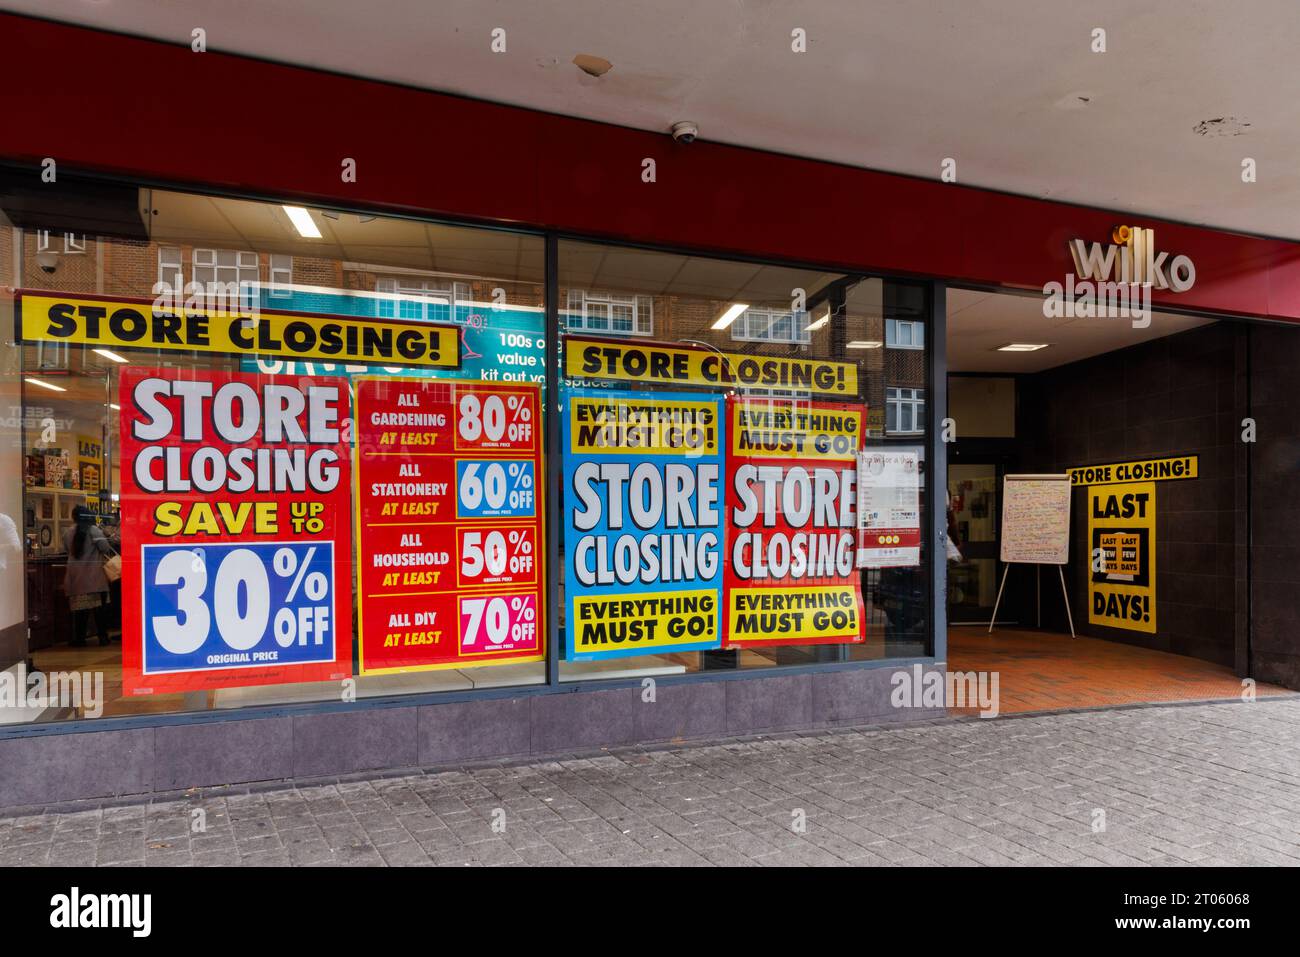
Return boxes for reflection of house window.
[158,247,183,287]
[741,387,813,402]
[269,254,293,298]
[566,290,653,335]
[886,318,924,349]
[886,386,925,433]
[731,308,811,344]
[376,277,471,320]
[193,248,260,288]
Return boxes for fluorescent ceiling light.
[997,343,1050,352]
[846,340,882,349]
[25,377,66,392]
[283,205,322,239]
[92,348,127,363]
[711,303,749,331]
[109,403,121,410]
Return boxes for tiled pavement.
[2,697,1298,866]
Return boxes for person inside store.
[63,505,117,647]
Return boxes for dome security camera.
[35,250,58,274]
[671,121,699,144]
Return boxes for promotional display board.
[723,397,866,647]
[17,291,460,369]
[354,378,544,673]
[118,367,353,695]
[1088,481,1157,633]
[564,334,858,398]
[999,474,1072,565]
[857,447,922,568]
[563,388,725,661]
[989,474,1076,637]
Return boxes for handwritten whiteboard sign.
[1000,474,1071,564]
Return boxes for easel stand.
[988,562,1075,638]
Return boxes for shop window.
[886,318,924,349]
[557,238,932,683]
[565,290,653,335]
[1,176,929,730]
[886,386,926,434]
[6,183,547,725]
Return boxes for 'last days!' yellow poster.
[1088,481,1156,633]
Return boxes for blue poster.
[140,540,337,676]
[563,387,725,661]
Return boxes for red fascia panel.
[1,12,1296,321]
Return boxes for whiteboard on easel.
[999,474,1071,565]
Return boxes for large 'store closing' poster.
[118,367,354,695]
[563,388,725,661]
[724,396,866,648]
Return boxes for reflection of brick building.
[557,281,928,438]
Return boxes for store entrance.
[942,286,1289,712]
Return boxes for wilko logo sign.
[1069,224,1196,292]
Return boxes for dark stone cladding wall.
[1016,322,1245,667]
[0,665,945,810]
[1245,324,1300,689]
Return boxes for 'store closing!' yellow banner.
[564,335,858,397]
[16,291,460,368]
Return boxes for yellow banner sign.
[727,585,862,642]
[1088,481,1156,634]
[730,399,862,460]
[568,394,719,456]
[564,335,858,397]
[1070,455,1197,486]
[571,590,719,655]
[17,291,460,368]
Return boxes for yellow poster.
[564,335,858,397]
[1088,481,1156,633]
[17,291,460,368]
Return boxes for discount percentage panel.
[354,378,545,673]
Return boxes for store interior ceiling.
[12,0,1300,241]
[946,287,1213,374]
[148,191,545,283]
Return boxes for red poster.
[354,378,545,673]
[723,396,867,648]
[119,367,354,695]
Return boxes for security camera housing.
[671,121,699,144]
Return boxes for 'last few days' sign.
[1088,482,1156,634]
